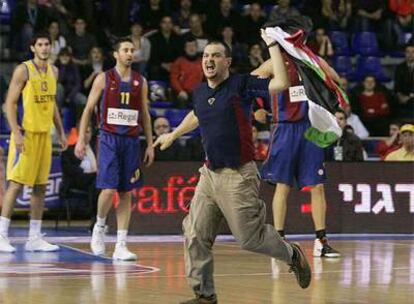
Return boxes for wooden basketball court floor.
[0,236,413,304]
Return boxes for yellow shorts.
[6,131,52,187]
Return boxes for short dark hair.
[184,37,197,45]
[30,32,51,46]
[113,37,133,51]
[263,15,313,38]
[363,74,377,81]
[75,17,86,23]
[131,21,143,28]
[58,47,72,56]
[205,40,232,58]
[405,41,414,49]
[335,108,347,118]
[160,15,173,25]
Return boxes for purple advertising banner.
[107,162,414,234]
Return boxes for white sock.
[96,216,106,228]
[117,230,128,244]
[29,220,42,238]
[0,216,11,237]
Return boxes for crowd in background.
[0,0,413,162]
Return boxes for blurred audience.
[385,124,414,161]
[181,13,210,54]
[353,75,391,136]
[138,0,166,32]
[129,22,151,75]
[376,122,402,160]
[56,48,87,113]
[11,0,49,59]
[238,43,265,73]
[321,0,352,30]
[153,117,183,160]
[148,16,183,81]
[345,105,370,139]
[307,27,334,59]
[268,0,301,24]
[220,25,247,71]
[68,17,97,66]
[389,0,414,47]
[184,134,205,161]
[80,47,109,95]
[332,110,364,161]
[241,3,266,45]
[170,38,203,108]
[48,20,66,64]
[338,77,369,139]
[394,43,414,119]
[61,124,98,227]
[172,0,194,31]
[205,0,242,39]
[0,75,8,107]
[352,0,395,51]
[45,0,72,36]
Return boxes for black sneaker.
[313,238,341,258]
[180,295,217,304]
[288,243,312,289]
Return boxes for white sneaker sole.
[0,247,16,253]
[324,252,341,258]
[91,248,105,256]
[112,255,137,261]
[313,249,341,258]
[25,246,60,252]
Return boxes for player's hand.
[254,109,269,124]
[261,29,275,47]
[153,133,175,151]
[74,141,86,160]
[13,129,24,153]
[59,132,67,151]
[144,145,155,167]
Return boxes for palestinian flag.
[264,26,349,148]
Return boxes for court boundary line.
[2,265,411,280]
[59,244,161,274]
[7,233,413,244]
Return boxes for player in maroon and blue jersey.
[75,38,154,261]
[252,47,341,258]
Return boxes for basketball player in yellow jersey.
[0,32,66,253]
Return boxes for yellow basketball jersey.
[21,60,56,132]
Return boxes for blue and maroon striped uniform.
[271,54,308,124]
[98,68,143,137]
[96,68,144,191]
[261,54,326,189]
[193,74,270,170]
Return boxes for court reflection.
[270,240,414,304]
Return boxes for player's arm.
[261,30,290,94]
[5,64,28,152]
[140,78,155,167]
[53,104,67,150]
[153,110,199,151]
[251,59,273,78]
[250,59,274,123]
[52,65,67,150]
[318,56,341,83]
[75,72,105,159]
